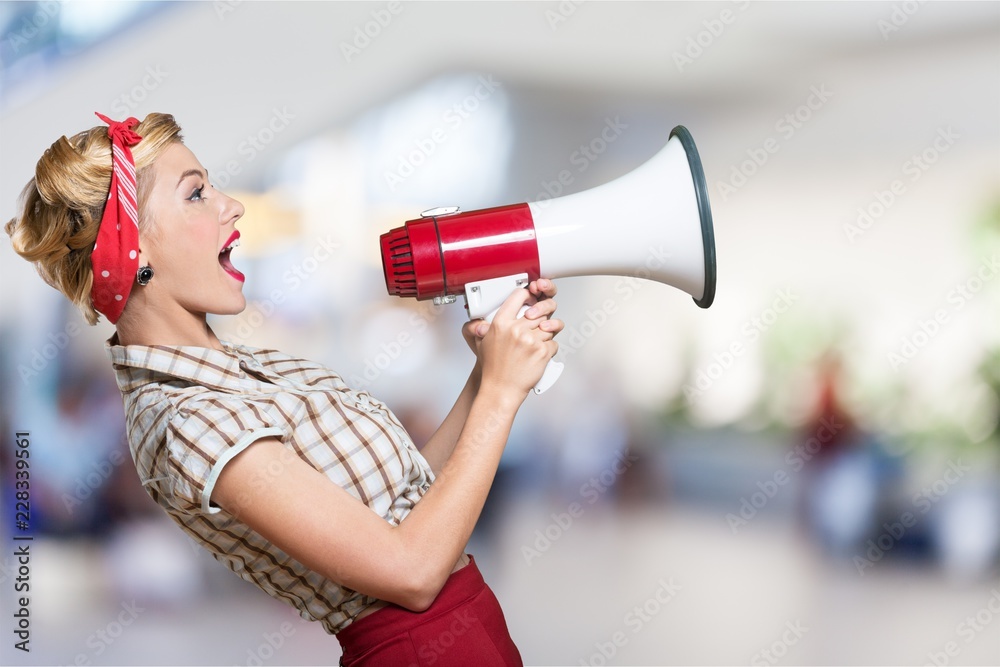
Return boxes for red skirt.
[337,555,522,666]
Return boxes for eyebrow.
[176,168,208,188]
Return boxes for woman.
[6,112,563,665]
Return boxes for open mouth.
[219,231,245,283]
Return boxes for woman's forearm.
[417,361,482,474]
[395,380,522,608]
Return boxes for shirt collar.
[105,333,258,393]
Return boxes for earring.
[136,266,154,285]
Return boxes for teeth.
[221,238,240,253]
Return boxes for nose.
[220,190,245,225]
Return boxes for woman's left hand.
[462,278,560,361]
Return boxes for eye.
[187,185,205,202]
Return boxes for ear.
[135,229,157,269]
[136,246,151,270]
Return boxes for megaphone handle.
[533,355,564,395]
[484,303,564,395]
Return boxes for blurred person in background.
[5,111,565,666]
[798,351,871,554]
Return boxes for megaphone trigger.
[465,274,529,320]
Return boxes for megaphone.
[380,125,716,394]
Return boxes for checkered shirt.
[105,335,435,633]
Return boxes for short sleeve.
[163,397,286,515]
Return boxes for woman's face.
[140,142,247,318]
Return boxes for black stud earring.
[136,266,154,285]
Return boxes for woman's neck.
[113,297,222,350]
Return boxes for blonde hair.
[5,113,183,325]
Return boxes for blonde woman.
[6,112,563,665]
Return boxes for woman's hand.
[462,278,561,357]
[424,280,560,474]
[464,278,563,400]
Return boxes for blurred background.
[1,2,999,665]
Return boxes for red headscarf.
[90,112,142,324]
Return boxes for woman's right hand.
[472,283,562,401]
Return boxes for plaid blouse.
[105,334,435,633]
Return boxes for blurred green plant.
[976,345,1000,447]
[970,197,1000,252]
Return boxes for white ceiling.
[1,1,997,196]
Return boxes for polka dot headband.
[90,112,142,324]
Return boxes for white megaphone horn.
[380,125,716,394]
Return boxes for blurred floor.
[489,503,1000,666]
[7,498,998,666]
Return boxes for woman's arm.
[417,363,481,474]
[211,285,561,612]
[417,278,558,474]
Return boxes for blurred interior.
[1,2,999,665]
